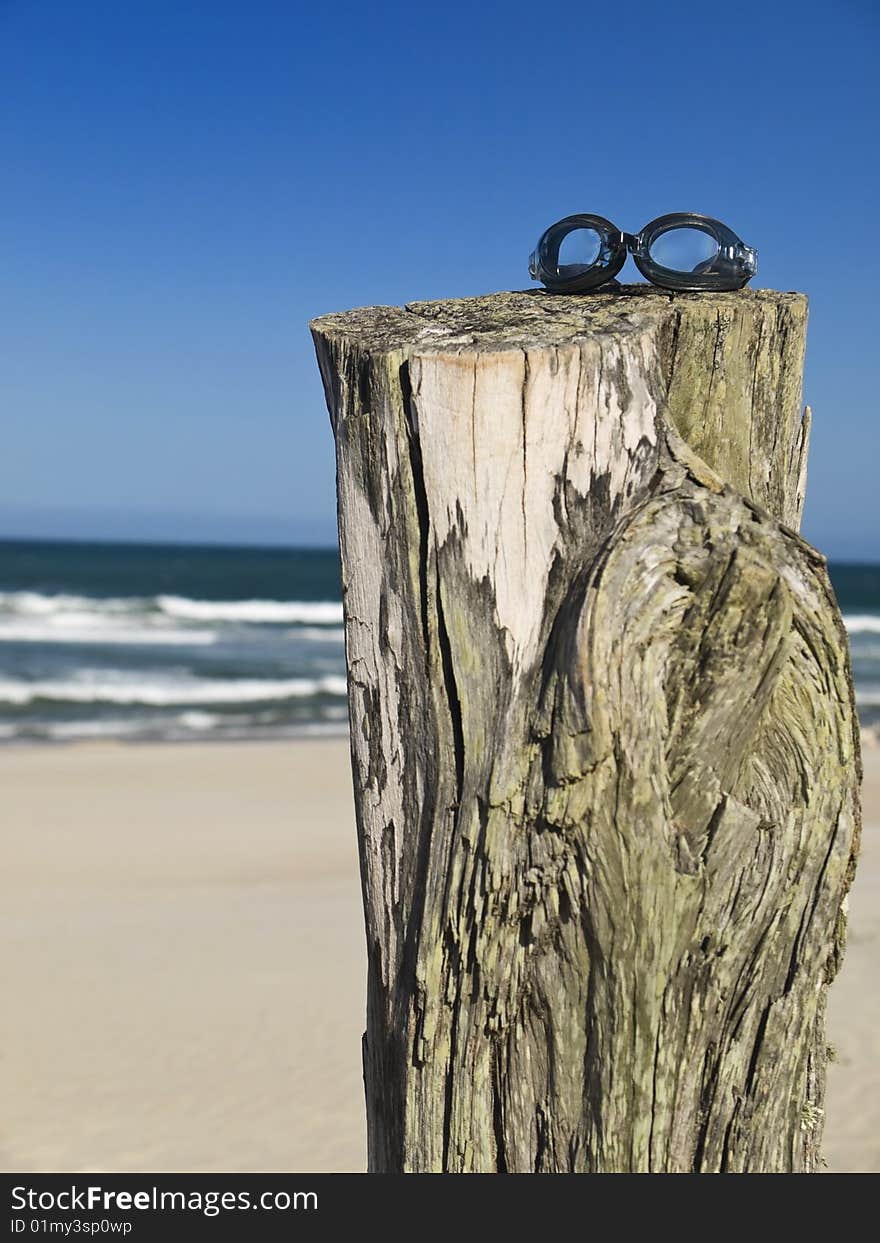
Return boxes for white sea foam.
[0,617,217,646]
[855,688,880,706]
[43,718,149,740]
[0,590,138,616]
[0,671,349,707]
[294,627,346,642]
[27,714,215,741]
[0,712,351,743]
[0,590,343,625]
[0,590,202,649]
[156,595,343,624]
[177,710,221,730]
[843,615,880,635]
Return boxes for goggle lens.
[648,226,720,275]
[555,226,602,278]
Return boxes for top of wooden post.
[312,287,810,530]
[312,285,806,354]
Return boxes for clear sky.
[1,0,877,555]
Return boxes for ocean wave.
[0,710,351,743]
[0,618,217,646]
[843,614,880,635]
[2,591,872,635]
[0,591,141,616]
[294,626,346,642]
[156,595,343,624]
[40,711,223,740]
[0,671,349,707]
[39,718,155,740]
[177,710,221,730]
[0,590,343,628]
[854,688,880,707]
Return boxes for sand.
[0,740,365,1174]
[0,738,876,1173]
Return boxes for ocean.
[0,539,346,744]
[0,539,878,745]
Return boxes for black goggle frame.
[529,212,757,294]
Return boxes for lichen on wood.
[311,286,860,1173]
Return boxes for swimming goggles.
[528,212,757,293]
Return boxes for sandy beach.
[0,738,876,1173]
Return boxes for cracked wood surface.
[311,287,860,1173]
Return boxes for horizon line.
[0,532,339,555]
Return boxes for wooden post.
[311,287,860,1173]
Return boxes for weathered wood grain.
[311,286,860,1173]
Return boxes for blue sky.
[0,0,877,556]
